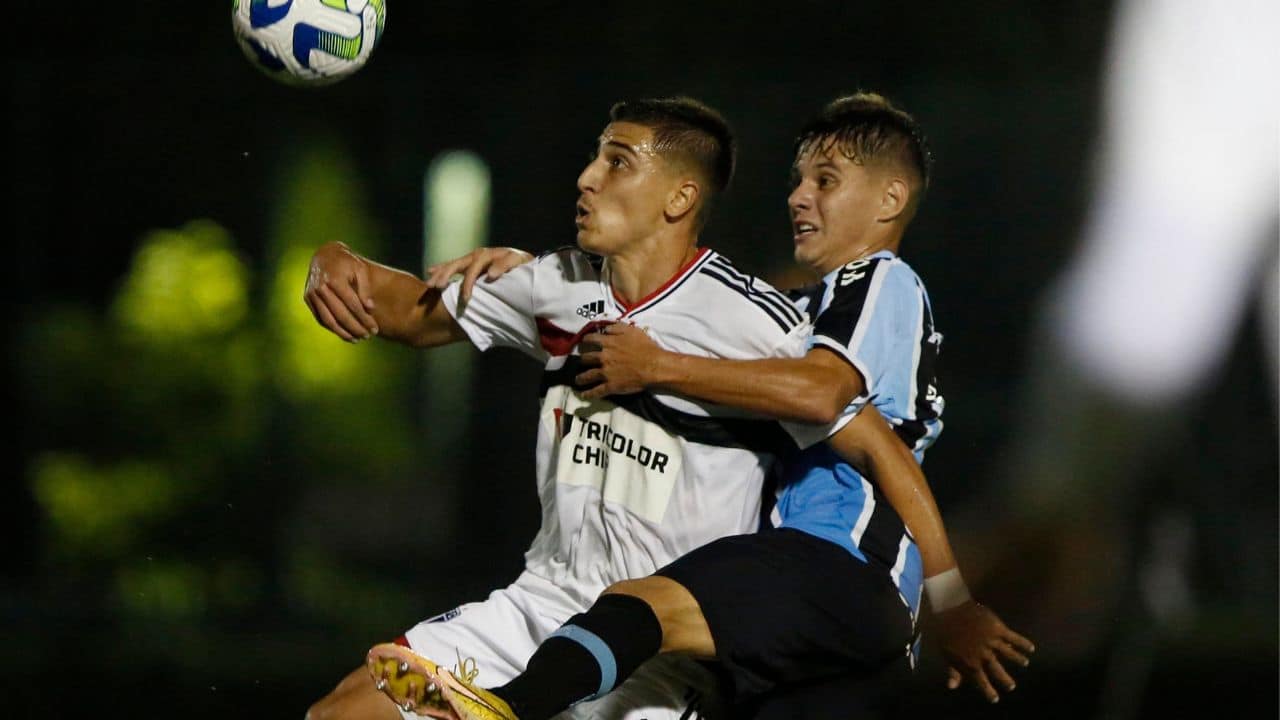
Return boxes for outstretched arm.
[577,323,1035,701]
[827,406,1035,703]
[577,323,860,424]
[421,252,855,424]
[303,241,469,348]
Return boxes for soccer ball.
[231,0,387,86]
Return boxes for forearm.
[825,412,959,579]
[361,260,462,347]
[869,437,958,578]
[649,354,854,424]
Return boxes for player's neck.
[607,234,701,306]
[820,233,901,275]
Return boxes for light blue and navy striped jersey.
[770,250,944,620]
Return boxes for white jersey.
[442,246,811,607]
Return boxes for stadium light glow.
[421,150,491,488]
[424,150,491,269]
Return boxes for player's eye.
[818,174,837,188]
[609,155,627,169]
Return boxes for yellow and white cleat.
[365,643,454,718]
[366,643,518,720]
[436,666,519,720]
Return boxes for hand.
[303,241,379,342]
[930,600,1035,703]
[575,323,665,399]
[424,247,534,306]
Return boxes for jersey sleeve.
[440,256,546,361]
[780,258,922,449]
[778,391,869,449]
[808,258,920,400]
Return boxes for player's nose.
[788,183,812,214]
[577,158,602,194]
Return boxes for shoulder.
[828,254,924,308]
[529,246,603,281]
[693,251,807,335]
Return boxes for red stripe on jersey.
[536,317,613,357]
[612,247,711,313]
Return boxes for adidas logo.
[576,300,605,319]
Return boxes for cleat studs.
[375,679,386,691]
[427,682,436,693]
[400,661,409,673]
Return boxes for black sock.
[492,593,663,720]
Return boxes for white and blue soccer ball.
[232,0,387,86]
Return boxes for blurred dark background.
[5,1,1275,718]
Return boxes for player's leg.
[306,664,406,720]
[483,584,678,720]
[361,574,570,720]
[563,653,729,720]
[467,528,911,720]
[655,527,913,706]
[368,576,714,720]
[606,575,717,656]
[741,657,913,720]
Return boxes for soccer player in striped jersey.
[303,97,864,720]
[379,94,1033,720]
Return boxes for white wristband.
[924,568,971,613]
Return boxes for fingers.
[348,265,379,331]
[426,248,533,299]
[576,368,610,400]
[425,256,472,289]
[460,255,491,304]
[996,639,1032,668]
[986,653,1018,693]
[306,289,358,342]
[1005,629,1037,656]
[316,284,374,340]
[576,368,605,387]
[971,666,999,704]
[946,667,962,690]
[490,249,533,279]
[580,328,618,351]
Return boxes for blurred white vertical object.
[425,151,492,269]
[423,151,491,463]
[1051,0,1279,405]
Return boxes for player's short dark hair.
[795,93,933,217]
[610,97,736,226]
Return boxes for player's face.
[575,122,677,256]
[788,141,885,275]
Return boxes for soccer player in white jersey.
[369,94,1034,720]
[302,97,914,720]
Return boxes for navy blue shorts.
[655,527,915,709]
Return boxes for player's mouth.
[575,200,591,229]
[793,221,818,242]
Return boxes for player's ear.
[877,176,910,223]
[666,179,701,223]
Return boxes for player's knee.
[306,669,378,720]
[304,696,333,720]
[603,577,655,599]
[603,577,712,656]
[306,692,384,720]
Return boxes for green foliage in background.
[20,137,423,637]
